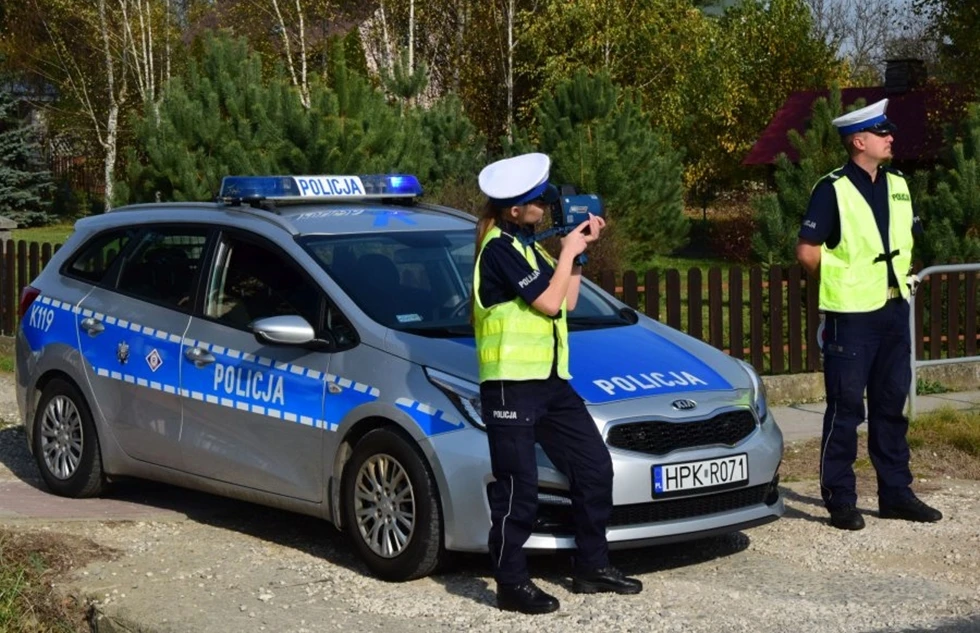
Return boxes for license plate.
[652,454,748,498]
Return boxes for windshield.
[299,230,632,336]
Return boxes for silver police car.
[16,174,783,581]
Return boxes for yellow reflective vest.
[473,226,570,382]
[819,169,914,313]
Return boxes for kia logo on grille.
[671,399,697,411]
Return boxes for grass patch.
[0,354,14,374]
[781,408,980,484]
[10,224,73,247]
[0,529,113,632]
[916,377,950,395]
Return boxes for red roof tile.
[743,85,969,166]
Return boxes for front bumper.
[430,410,785,553]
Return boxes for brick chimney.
[885,58,927,94]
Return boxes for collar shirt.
[799,160,923,288]
[478,220,554,309]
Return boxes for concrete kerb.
[760,361,980,407]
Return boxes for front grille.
[534,484,771,535]
[606,410,757,455]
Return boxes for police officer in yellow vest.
[472,153,642,614]
[797,99,942,531]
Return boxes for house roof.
[743,84,969,166]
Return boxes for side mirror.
[249,315,317,346]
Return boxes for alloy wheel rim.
[39,395,83,480]
[353,454,416,558]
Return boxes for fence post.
[787,265,803,373]
[966,273,977,357]
[768,266,785,374]
[708,267,723,349]
[750,266,764,372]
[623,270,638,309]
[805,270,820,371]
[644,269,660,321]
[947,271,960,358]
[929,275,942,359]
[729,266,744,360]
[666,269,681,330]
[687,268,702,340]
[3,241,16,336]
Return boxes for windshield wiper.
[568,308,638,330]
[399,324,474,338]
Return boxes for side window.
[205,236,321,330]
[115,228,209,310]
[65,229,136,283]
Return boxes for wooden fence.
[1,239,977,376]
[595,264,979,375]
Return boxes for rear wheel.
[33,378,105,498]
[341,428,443,581]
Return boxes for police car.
[16,174,783,581]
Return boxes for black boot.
[496,581,560,614]
[828,505,865,531]
[879,495,942,523]
[572,566,642,595]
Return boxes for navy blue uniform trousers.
[820,297,914,509]
[480,375,613,585]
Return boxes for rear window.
[65,229,136,283]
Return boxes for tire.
[341,427,443,581]
[32,378,105,498]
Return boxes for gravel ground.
[2,375,979,633]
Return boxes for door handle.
[184,346,216,368]
[80,317,105,336]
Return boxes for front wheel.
[341,428,443,581]
[32,378,105,498]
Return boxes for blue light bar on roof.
[218,174,423,201]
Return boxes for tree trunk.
[98,0,119,210]
[506,0,514,145]
[409,0,415,73]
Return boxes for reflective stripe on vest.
[819,170,914,312]
[472,226,570,382]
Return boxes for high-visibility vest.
[819,169,914,312]
[472,226,570,382]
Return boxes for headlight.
[424,367,484,430]
[738,360,769,423]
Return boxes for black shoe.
[496,581,560,614]
[828,505,865,531]
[879,495,943,523]
[572,566,643,595]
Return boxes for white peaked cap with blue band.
[479,152,558,206]
[832,98,898,136]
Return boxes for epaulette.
[825,168,845,182]
[882,165,905,177]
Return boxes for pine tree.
[514,70,687,271]
[912,103,980,264]
[0,88,54,226]
[121,34,485,207]
[380,48,429,116]
[119,34,296,203]
[751,87,851,267]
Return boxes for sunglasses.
[866,129,894,138]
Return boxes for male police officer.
[796,99,942,531]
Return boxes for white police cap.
[478,152,558,206]
[832,98,897,136]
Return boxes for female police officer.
[472,153,642,614]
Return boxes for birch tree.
[270,0,311,108]
[3,0,178,208]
